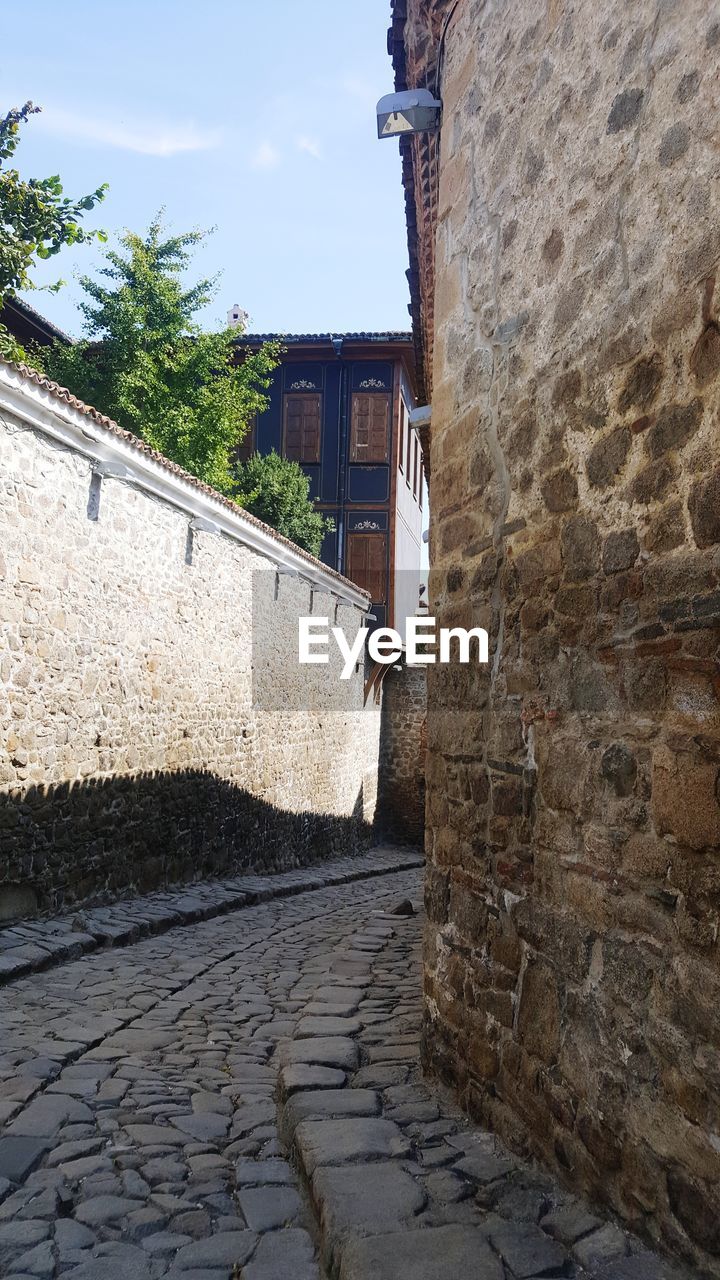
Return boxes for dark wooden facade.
[236,333,424,630]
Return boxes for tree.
[0,101,107,359]
[235,450,334,558]
[42,217,280,496]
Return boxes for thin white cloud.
[296,135,322,160]
[35,106,220,157]
[338,73,378,107]
[249,141,281,170]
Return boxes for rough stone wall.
[389,0,447,402]
[406,0,720,1271]
[376,660,426,845]
[0,386,380,917]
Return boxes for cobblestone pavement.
[0,848,423,986]
[0,865,696,1280]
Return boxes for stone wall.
[0,363,381,918]
[376,660,426,845]
[398,0,720,1271]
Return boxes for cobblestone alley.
[0,862,698,1280]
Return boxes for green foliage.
[41,216,280,496]
[0,101,107,360]
[236,450,334,558]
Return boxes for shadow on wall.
[0,770,370,922]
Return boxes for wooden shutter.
[350,393,390,463]
[347,533,387,603]
[284,393,321,462]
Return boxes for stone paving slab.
[240,1226,319,1280]
[0,1136,51,1183]
[281,1089,380,1141]
[338,1224,505,1280]
[0,846,423,987]
[282,1036,360,1072]
[312,1162,426,1270]
[280,1065,347,1096]
[294,1117,410,1176]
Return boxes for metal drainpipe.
[333,337,347,575]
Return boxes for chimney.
[227,304,248,329]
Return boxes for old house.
[235,332,425,630]
[390,0,720,1272]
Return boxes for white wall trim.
[0,364,370,611]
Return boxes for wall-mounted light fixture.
[376,89,442,139]
[409,404,431,430]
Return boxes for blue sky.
[4,1,411,339]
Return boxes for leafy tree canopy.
[41,216,280,497]
[0,101,107,359]
[236,450,334,558]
